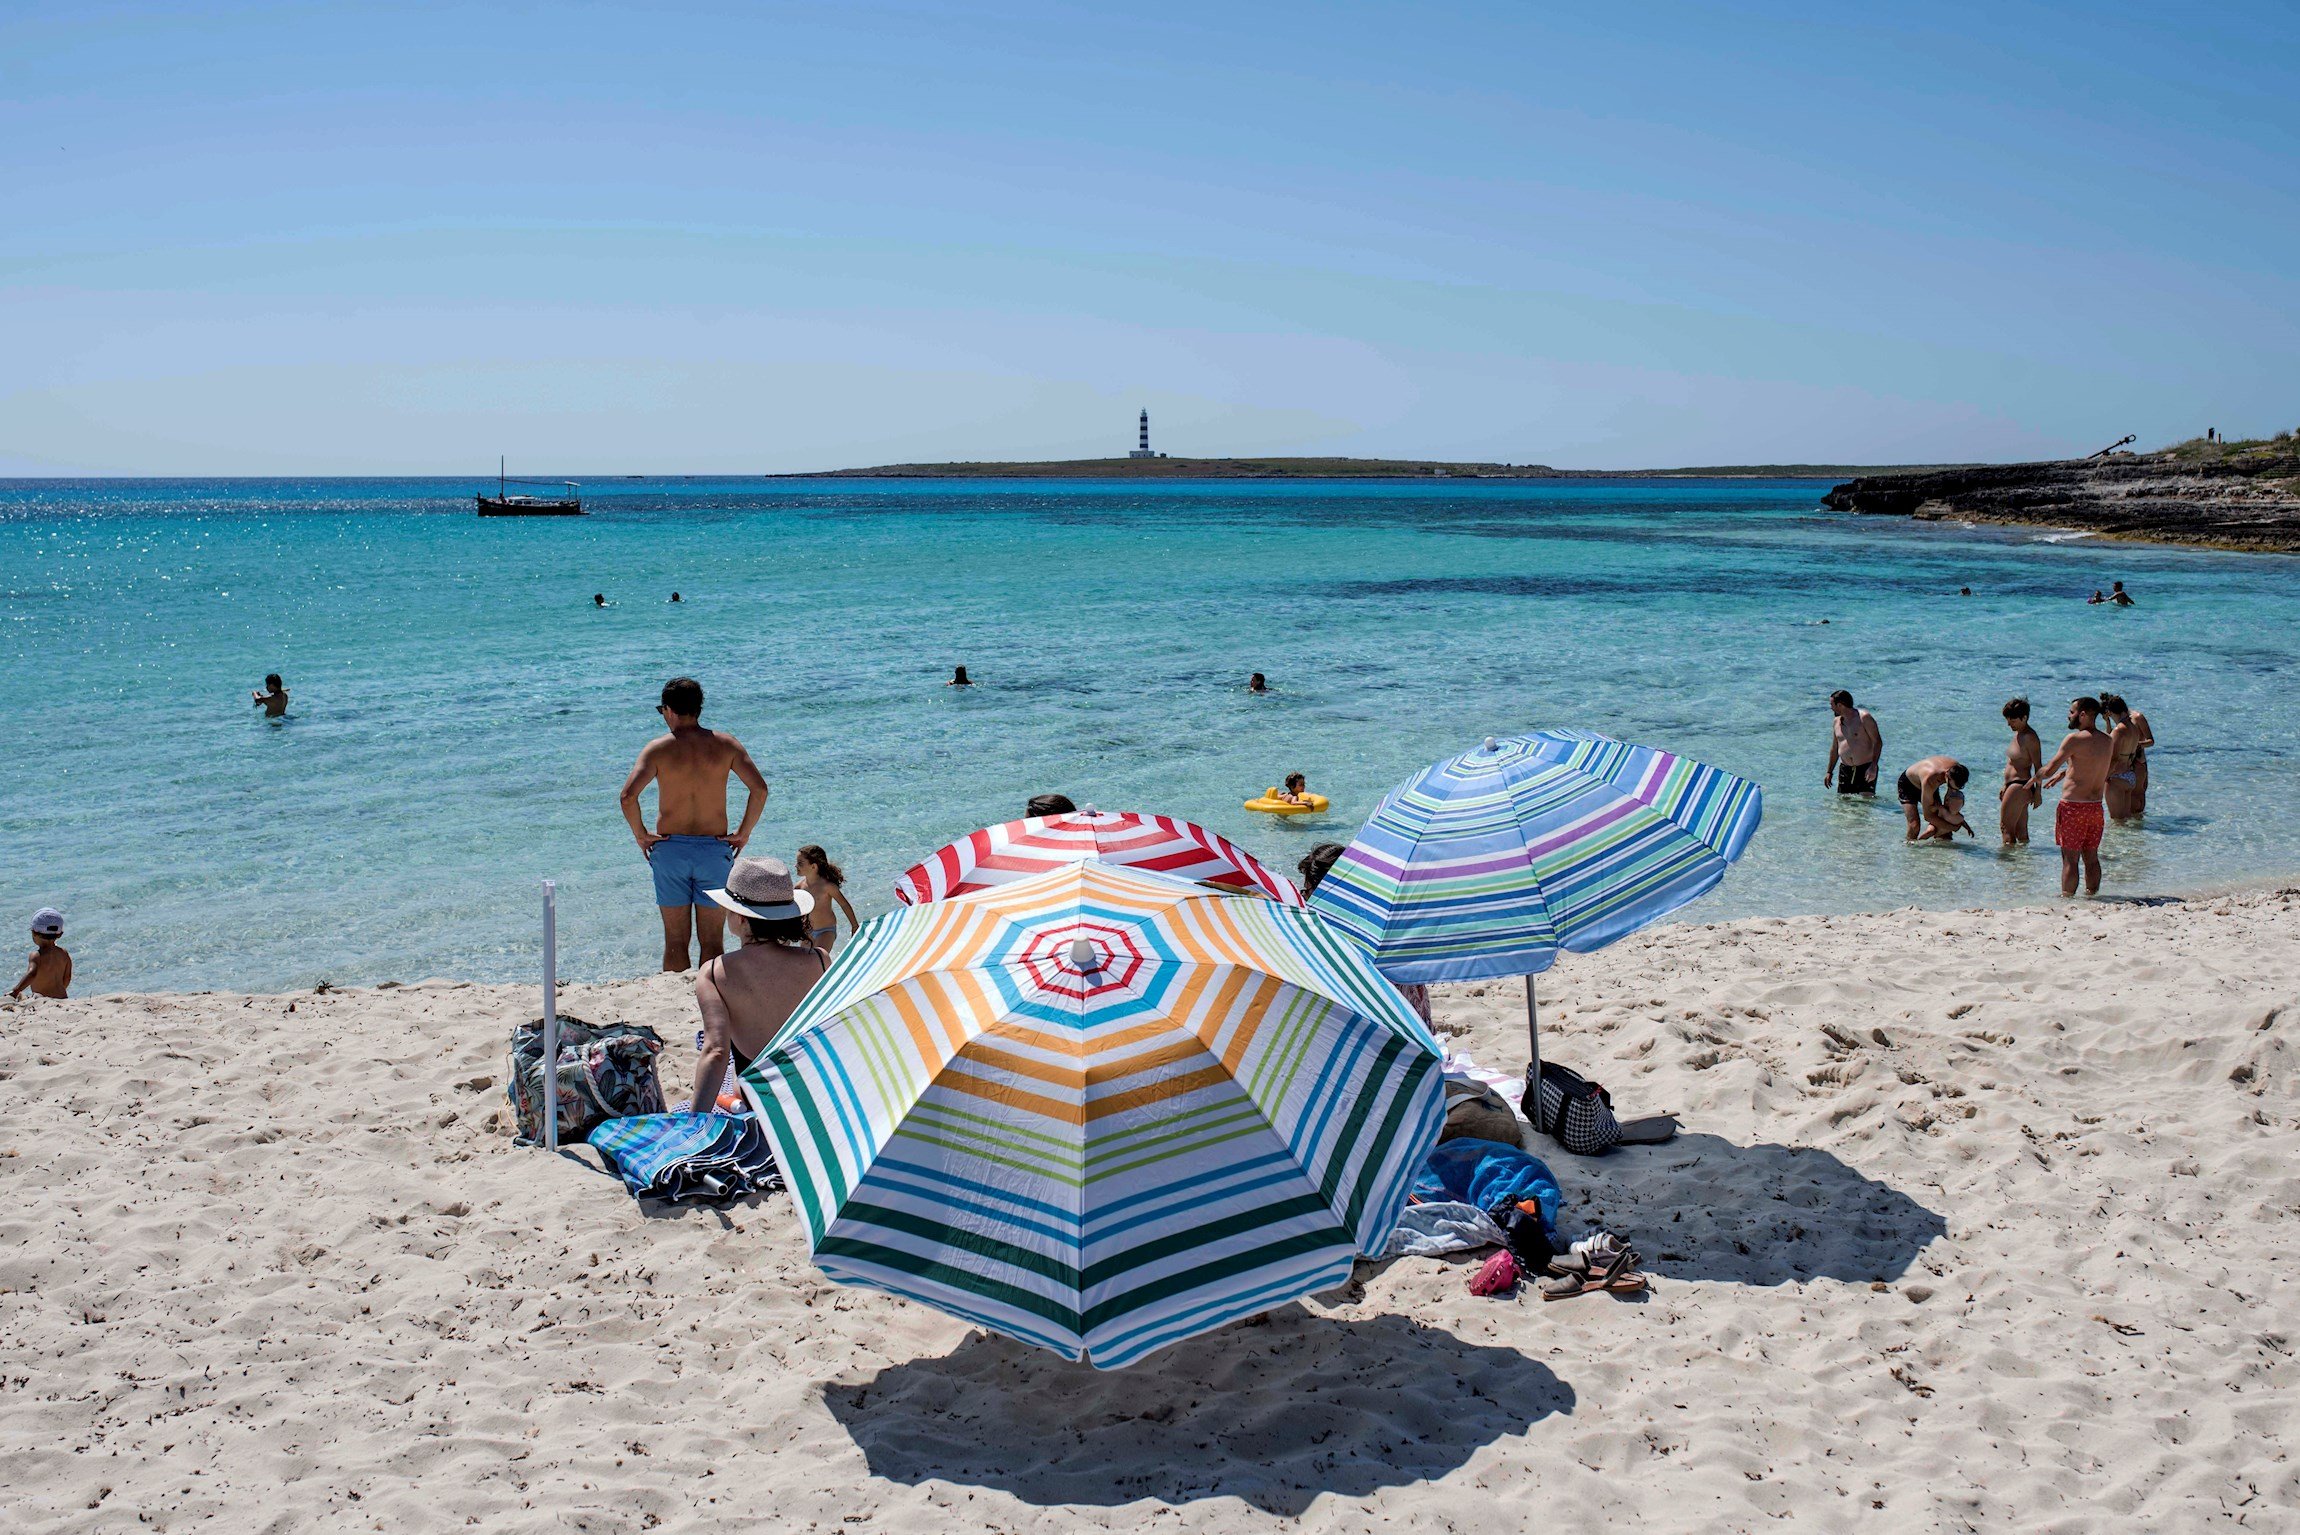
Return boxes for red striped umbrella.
[894,809,1303,908]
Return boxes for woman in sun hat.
[688,858,828,1113]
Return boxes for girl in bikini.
[795,844,859,955]
[2099,693,2155,822]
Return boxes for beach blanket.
[587,1112,783,1204]
[1411,1137,1564,1240]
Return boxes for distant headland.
[783,456,1960,481]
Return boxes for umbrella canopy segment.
[893,809,1303,908]
[742,861,1440,1370]
[1309,730,1763,986]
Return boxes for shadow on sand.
[825,1309,1572,1514]
[1565,1131,1947,1286]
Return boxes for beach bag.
[587,1113,783,1204]
[1439,1076,1526,1147]
[508,1015,666,1144]
[1523,1061,1620,1156]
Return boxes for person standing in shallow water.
[1999,698,2043,846]
[619,676,771,972]
[251,673,289,718]
[1824,690,1883,796]
[2100,693,2155,821]
[2039,697,2115,896]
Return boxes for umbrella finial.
[1482,736,1498,753]
[1067,937,1101,971]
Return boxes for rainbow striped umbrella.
[1308,730,1762,986]
[740,860,1441,1369]
[894,808,1302,907]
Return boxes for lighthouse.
[1130,409,1156,459]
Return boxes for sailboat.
[476,457,584,516]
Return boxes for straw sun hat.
[705,857,817,922]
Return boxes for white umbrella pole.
[542,880,559,1152]
[1524,973,1541,1098]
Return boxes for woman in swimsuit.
[2099,693,2155,821]
[690,857,829,1112]
[794,844,858,955]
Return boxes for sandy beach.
[4,888,2296,1533]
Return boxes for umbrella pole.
[542,880,559,1152]
[1524,973,1540,1091]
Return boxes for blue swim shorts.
[649,834,736,908]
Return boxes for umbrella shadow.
[824,1309,1572,1514]
[1565,1132,1946,1285]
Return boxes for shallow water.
[3,475,2292,994]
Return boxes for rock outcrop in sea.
[1822,436,2300,552]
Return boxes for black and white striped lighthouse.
[1130,409,1155,459]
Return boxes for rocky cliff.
[1822,437,2300,552]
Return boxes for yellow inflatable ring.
[1244,788,1329,816]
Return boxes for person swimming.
[594,593,608,607]
[1274,771,1312,806]
[1247,672,1268,694]
[948,665,973,687]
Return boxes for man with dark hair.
[1897,756,1974,841]
[619,677,770,971]
[251,673,289,718]
[2039,697,2115,896]
[1824,690,1883,796]
[1999,698,2043,846]
[1025,794,1076,818]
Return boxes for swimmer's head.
[2002,697,2029,722]
[1026,794,1076,818]
[264,673,282,691]
[1284,772,1306,793]
[1949,763,1970,790]
[1828,689,1854,712]
[1297,843,1347,896]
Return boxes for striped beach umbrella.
[894,808,1302,907]
[741,860,1441,1370]
[1309,730,1762,986]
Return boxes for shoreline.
[6,890,2295,1530]
[25,874,2300,1002]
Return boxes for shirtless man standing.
[2038,696,2116,896]
[1897,756,1974,841]
[252,673,289,718]
[1824,690,1883,796]
[619,676,770,971]
[1998,698,2043,846]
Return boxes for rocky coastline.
[1821,437,2300,552]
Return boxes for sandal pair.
[1538,1234,1648,1300]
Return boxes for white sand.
[4,890,2297,1532]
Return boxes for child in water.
[795,845,859,955]
[1275,772,1312,805]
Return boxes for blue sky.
[3,1,2295,472]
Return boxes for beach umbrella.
[741,860,1441,1369]
[1307,730,1761,1076]
[894,807,1303,907]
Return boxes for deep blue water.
[3,475,2292,994]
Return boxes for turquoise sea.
[3,476,2294,995]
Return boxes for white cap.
[30,907,64,935]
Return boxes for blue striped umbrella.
[1307,731,1760,1074]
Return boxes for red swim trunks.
[2056,799,2104,854]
